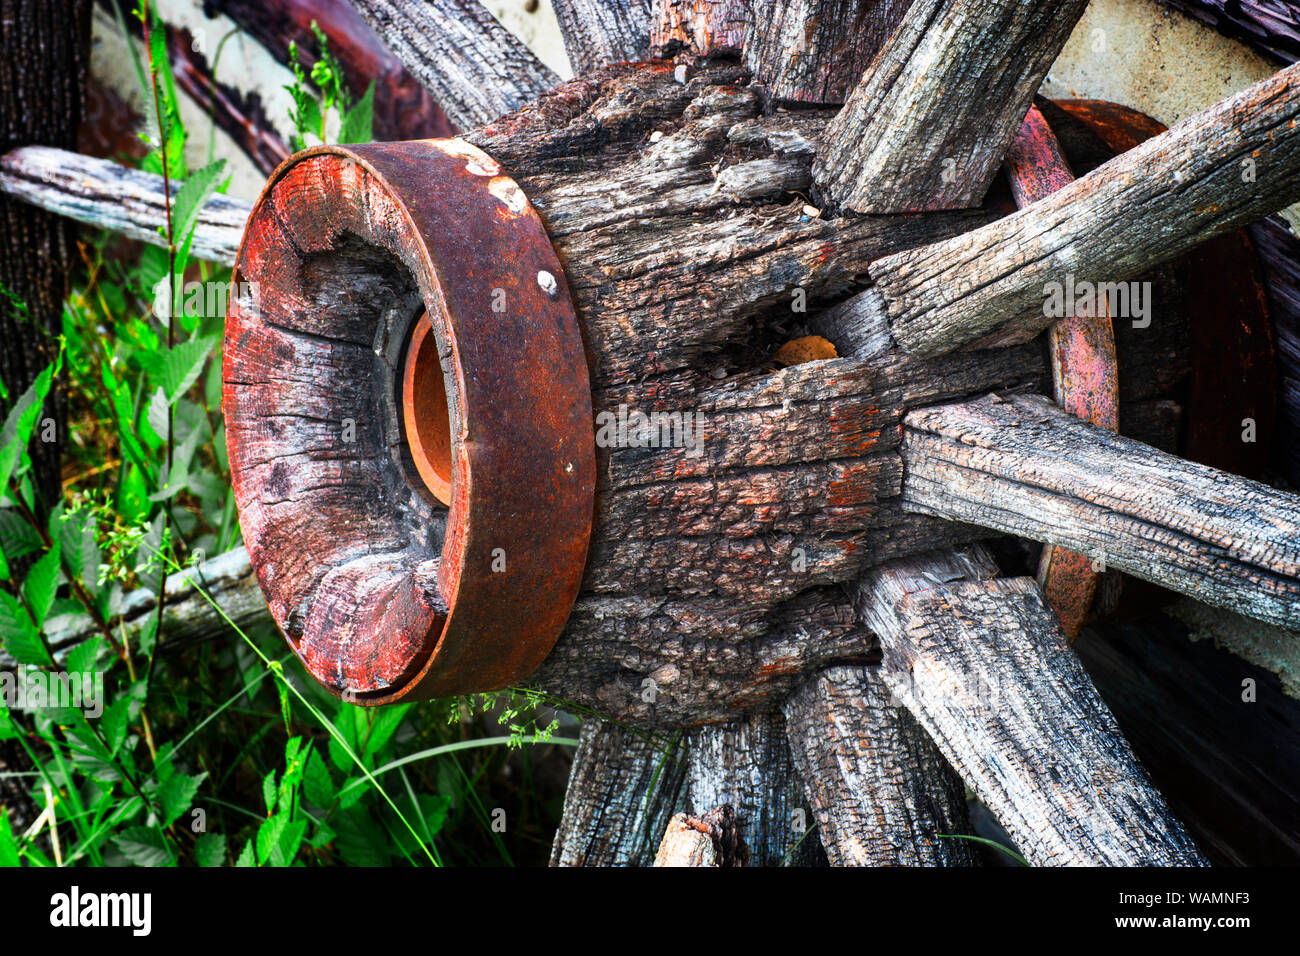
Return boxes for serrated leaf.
[0,592,48,666]
[0,509,41,564]
[155,336,216,404]
[302,747,335,809]
[256,812,287,866]
[159,770,206,827]
[65,636,102,678]
[262,769,279,816]
[171,161,226,251]
[22,542,61,629]
[146,386,169,442]
[234,839,255,867]
[99,695,132,756]
[332,807,390,866]
[363,703,413,756]
[195,832,226,868]
[339,81,375,145]
[0,705,16,741]
[114,826,174,867]
[0,361,55,492]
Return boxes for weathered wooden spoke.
[349,0,559,129]
[552,0,652,73]
[857,548,1207,866]
[903,394,1300,631]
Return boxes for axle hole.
[402,311,453,506]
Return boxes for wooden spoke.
[782,665,978,866]
[552,0,652,74]
[857,548,1207,866]
[903,394,1300,630]
[814,0,1091,213]
[743,0,912,105]
[860,62,1300,357]
[550,721,687,866]
[0,146,248,265]
[349,0,559,130]
[682,713,824,866]
[649,0,746,57]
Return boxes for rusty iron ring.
[224,138,595,703]
[1005,105,1120,639]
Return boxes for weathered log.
[649,0,746,57]
[813,0,1090,212]
[348,0,559,130]
[0,546,271,669]
[782,664,977,866]
[552,0,652,74]
[903,394,1300,630]
[550,720,687,866]
[0,146,249,265]
[200,0,455,140]
[861,62,1300,357]
[743,0,913,105]
[1077,609,1300,865]
[1155,0,1299,64]
[1250,216,1300,485]
[856,548,1207,866]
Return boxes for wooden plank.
[902,394,1300,629]
[782,664,977,866]
[0,146,248,265]
[862,62,1300,356]
[552,0,652,73]
[550,720,687,866]
[813,0,1090,212]
[743,0,914,105]
[349,0,558,129]
[856,548,1207,866]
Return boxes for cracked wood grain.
[552,0,652,73]
[902,394,1300,630]
[814,0,1089,212]
[856,547,1208,866]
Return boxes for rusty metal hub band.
[224,139,595,703]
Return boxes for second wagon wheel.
[224,0,1300,866]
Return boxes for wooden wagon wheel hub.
[224,139,595,702]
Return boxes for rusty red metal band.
[224,139,595,703]
[1006,105,1120,639]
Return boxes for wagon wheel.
[220,0,1300,866]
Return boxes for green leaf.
[302,747,335,809]
[0,705,16,741]
[256,812,288,866]
[364,703,413,757]
[0,360,56,492]
[234,839,256,867]
[195,832,226,868]
[0,592,48,666]
[65,636,102,678]
[22,542,62,629]
[155,336,217,404]
[114,826,174,867]
[0,809,19,867]
[171,161,226,250]
[159,770,206,827]
[332,807,390,866]
[99,695,132,756]
[146,386,170,442]
[262,768,279,816]
[0,509,41,564]
[339,81,375,145]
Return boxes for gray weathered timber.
[683,712,824,866]
[743,0,914,105]
[1155,0,1299,64]
[550,720,688,866]
[856,548,1208,866]
[0,146,249,265]
[0,547,270,669]
[813,0,1089,212]
[782,664,978,866]
[653,812,720,865]
[903,394,1300,630]
[349,0,559,130]
[552,0,651,73]
[866,62,1300,357]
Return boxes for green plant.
[285,21,376,151]
[0,0,583,868]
